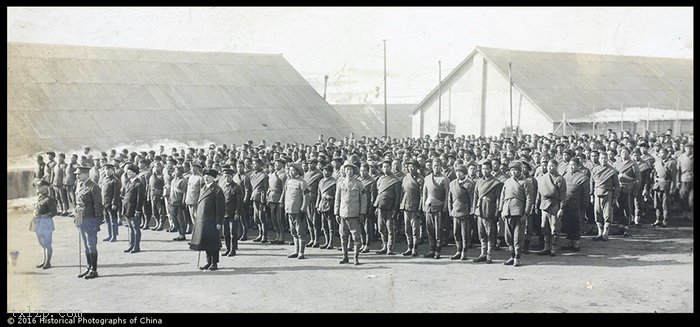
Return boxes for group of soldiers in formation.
[30,129,693,278]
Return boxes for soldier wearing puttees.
[281,163,310,259]
[498,161,535,266]
[233,161,252,241]
[400,159,424,257]
[651,147,677,227]
[122,164,146,254]
[191,169,225,271]
[676,143,693,220]
[535,159,567,256]
[447,164,474,261]
[169,166,189,241]
[472,160,503,263]
[31,180,57,270]
[249,159,270,243]
[334,162,367,265]
[303,159,324,248]
[267,159,287,245]
[358,163,376,253]
[53,154,69,216]
[220,167,243,256]
[422,159,450,259]
[136,159,152,230]
[373,160,402,255]
[590,152,620,241]
[561,158,590,251]
[74,166,104,279]
[148,165,166,231]
[101,163,122,242]
[185,161,205,234]
[613,147,641,231]
[632,149,653,220]
[317,165,337,250]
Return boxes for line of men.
[32,129,693,271]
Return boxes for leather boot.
[43,248,52,269]
[78,251,91,278]
[523,239,530,254]
[602,223,611,241]
[288,239,299,258]
[298,241,306,260]
[208,253,219,271]
[451,246,462,260]
[387,235,395,255]
[199,254,212,270]
[222,246,231,257]
[84,253,99,279]
[339,240,349,264]
[320,232,329,248]
[353,244,361,265]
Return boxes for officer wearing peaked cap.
[74,166,104,279]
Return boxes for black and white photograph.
[6,6,693,315]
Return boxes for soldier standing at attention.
[163,158,176,232]
[233,160,252,241]
[391,159,406,243]
[43,152,56,198]
[400,159,424,257]
[101,163,121,242]
[221,166,243,256]
[249,158,270,243]
[136,159,152,230]
[632,149,653,223]
[122,164,146,253]
[358,162,376,253]
[149,164,166,231]
[267,158,287,245]
[335,161,367,265]
[373,160,401,255]
[65,154,79,217]
[422,158,450,259]
[535,159,567,256]
[303,158,323,248]
[317,164,337,249]
[651,147,677,227]
[677,142,693,221]
[185,161,205,235]
[472,160,503,264]
[613,147,640,234]
[31,180,57,269]
[591,152,620,241]
[191,169,225,271]
[53,153,69,216]
[169,166,189,241]
[281,163,310,259]
[74,166,104,279]
[498,161,534,266]
[561,158,589,251]
[447,164,474,260]
[35,155,46,181]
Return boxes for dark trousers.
[126,214,142,250]
[54,185,68,212]
[169,204,186,236]
[66,184,76,208]
[653,189,670,223]
[306,204,321,244]
[617,192,635,226]
[103,207,119,238]
[504,215,526,257]
[363,209,375,245]
[376,208,395,250]
[206,250,219,264]
[223,217,238,250]
[321,211,335,236]
[253,201,267,239]
[403,211,421,249]
[477,216,497,256]
[452,216,470,250]
[269,203,285,240]
[393,210,404,240]
[562,204,581,241]
[151,196,165,227]
[679,182,694,214]
[141,199,153,228]
[425,211,442,252]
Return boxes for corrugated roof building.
[411,46,693,137]
[332,104,413,138]
[7,42,352,157]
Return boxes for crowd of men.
[30,128,694,277]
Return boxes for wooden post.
[509,61,513,135]
[438,60,442,133]
[620,101,624,133]
[676,96,680,136]
[646,102,650,132]
[592,105,596,135]
[383,40,387,138]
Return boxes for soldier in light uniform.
[74,166,104,279]
[31,180,57,269]
[53,153,69,216]
[185,161,205,234]
[498,160,535,266]
[373,159,402,255]
[677,142,693,220]
[303,158,323,248]
[163,158,176,232]
[591,152,620,241]
[101,163,121,242]
[447,164,474,260]
[561,158,590,251]
[613,147,640,233]
[535,159,567,256]
[169,166,188,241]
[233,160,252,241]
[317,164,337,249]
[398,158,424,259]
[334,162,367,265]
[281,163,310,259]
[422,158,450,259]
[358,162,376,253]
[472,160,503,263]
[267,158,287,245]
[148,164,166,231]
[651,147,677,227]
[249,158,270,243]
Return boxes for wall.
[7,170,36,200]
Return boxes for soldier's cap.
[342,161,359,173]
[322,164,334,172]
[508,160,523,170]
[406,159,420,168]
[167,157,177,164]
[221,165,236,175]
[35,179,52,187]
[126,164,140,174]
[203,169,218,178]
[381,158,392,165]
[274,157,287,164]
[45,151,56,157]
[332,156,344,162]
[466,160,478,168]
[454,164,468,173]
[75,166,91,174]
[103,162,115,169]
[290,163,304,175]
[191,160,203,168]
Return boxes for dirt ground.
[6,206,693,313]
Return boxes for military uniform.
[472,175,503,262]
[221,174,243,256]
[634,157,653,221]
[448,175,474,260]
[249,168,269,242]
[535,171,566,255]
[148,172,166,230]
[304,168,324,247]
[185,172,204,234]
[169,172,188,239]
[590,164,620,240]
[614,158,640,228]
[422,172,450,258]
[137,168,153,229]
[267,168,287,244]
[101,170,121,242]
[53,160,68,215]
[281,171,309,258]
[651,157,676,226]
[562,169,590,246]
[122,174,146,253]
[677,151,693,218]
[74,172,104,279]
[334,167,367,265]
[232,170,252,240]
[317,175,337,249]
[359,173,376,252]
[400,172,424,256]
[499,169,535,264]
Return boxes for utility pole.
[438,60,442,133]
[383,39,388,138]
[676,96,680,136]
[620,100,624,133]
[323,75,329,100]
[592,105,596,135]
[509,61,513,135]
[646,102,650,132]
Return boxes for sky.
[7,7,694,104]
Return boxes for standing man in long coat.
[400,159,424,257]
[499,161,534,266]
[74,166,104,279]
[250,158,269,243]
[472,160,503,264]
[191,169,225,271]
[561,158,589,251]
[374,159,402,255]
